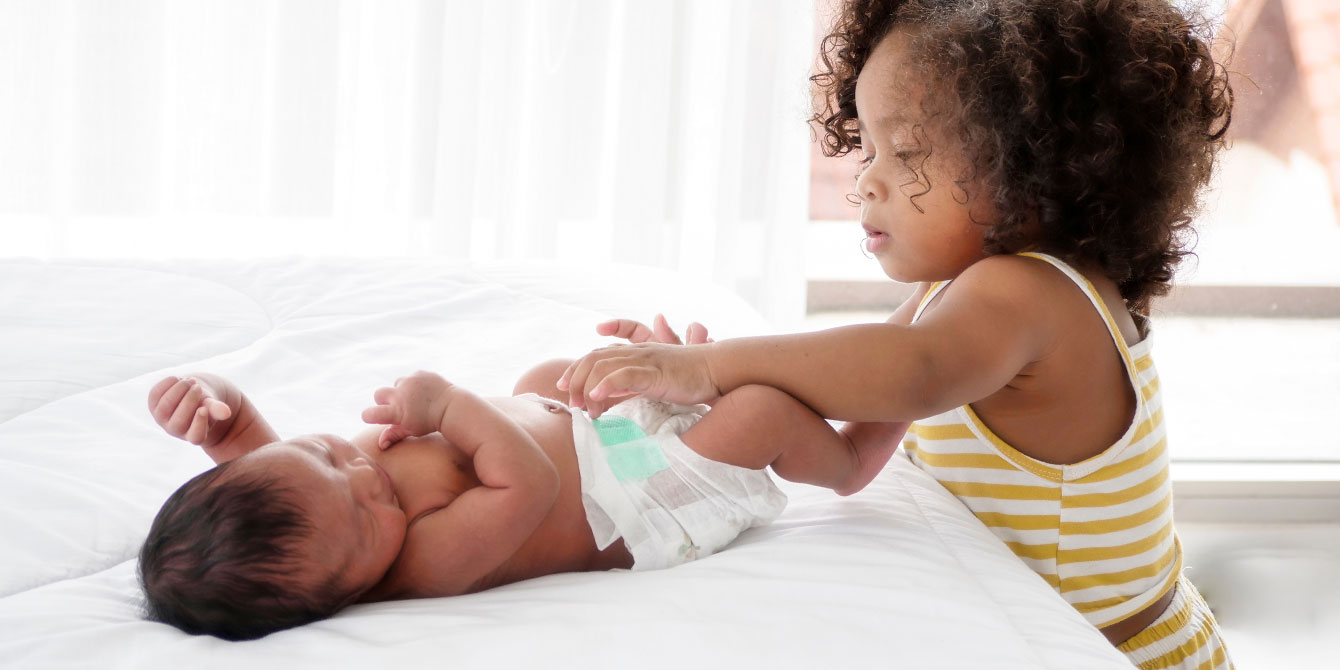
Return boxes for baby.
[139,348,905,640]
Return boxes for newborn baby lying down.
[140,357,904,640]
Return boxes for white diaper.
[561,396,787,570]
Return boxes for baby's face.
[234,434,408,596]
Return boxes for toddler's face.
[853,28,993,283]
[233,435,408,596]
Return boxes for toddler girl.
[560,1,1234,668]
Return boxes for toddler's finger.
[556,361,573,391]
[599,319,654,343]
[372,386,395,405]
[590,367,650,406]
[565,355,604,409]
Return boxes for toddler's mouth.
[862,224,889,253]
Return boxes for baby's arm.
[361,371,560,597]
[147,373,279,464]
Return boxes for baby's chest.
[374,434,481,521]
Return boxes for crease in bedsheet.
[891,463,1051,668]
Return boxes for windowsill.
[803,223,1340,511]
[805,219,1340,288]
[1171,462,1340,523]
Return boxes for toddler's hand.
[557,342,720,418]
[148,375,234,447]
[361,371,454,449]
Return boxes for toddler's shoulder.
[952,254,1072,304]
[947,254,1103,326]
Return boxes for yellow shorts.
[1119,576,1235,670]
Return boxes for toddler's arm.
[563,257,1050,422]
[361,371,560,597]
[147,373,279,464]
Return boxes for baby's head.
[139,435,406,640]
[813,0,1232,315]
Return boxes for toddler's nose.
[856,165,888,203]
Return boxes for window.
[804,0,1340,485]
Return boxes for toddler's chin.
[878,260,913,284]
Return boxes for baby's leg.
[513,359,637,412]
[512,358,573,402]
[680,385,897,496]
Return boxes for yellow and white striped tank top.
[902,252,1181,629]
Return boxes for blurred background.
[0,0,814,325]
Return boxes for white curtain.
[0,0,813,326]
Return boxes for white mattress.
[0,257,1131,669]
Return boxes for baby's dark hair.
[812,0,1233,320]
[138,461,355,640]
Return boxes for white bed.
[0,257,1131,669]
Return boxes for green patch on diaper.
[604,438,671,481]
[591,414,646,446]
[590,415,669,480]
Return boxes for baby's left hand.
[361,371,455,449]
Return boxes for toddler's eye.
[891,139,922,163]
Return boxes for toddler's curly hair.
[812,0,1233,319]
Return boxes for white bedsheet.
[0,257,1131,669]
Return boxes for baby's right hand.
[361,371,454,449]
[147,375,234,447]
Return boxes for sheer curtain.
[0,0,813,326]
